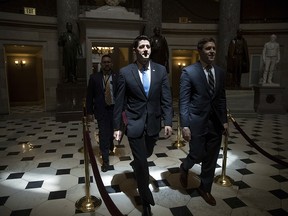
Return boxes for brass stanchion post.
[172,114,185,148]
[75,100,102,212]
[214,110,234,187]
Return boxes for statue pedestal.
[55,82,86,122]
[253,85,286,114]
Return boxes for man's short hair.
[101,54,112,61]
[133,35,151,49]
[197,37,216,50]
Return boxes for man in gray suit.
[179,37,228,206]
[113,35,173,216]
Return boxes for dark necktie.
[206,65,214,96]
[142,66,150,96]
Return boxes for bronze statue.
[227,29,250,88]
[150,27,170,73]
[58,22,82,83]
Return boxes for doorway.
[91,43,132,75]
[5,45,45,114]
[171,49,199,99]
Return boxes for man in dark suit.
[179,37,228,206]
[113,35,173,216]
[86,54,118,172]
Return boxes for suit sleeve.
[214,68,228,124]
[161,71,173,126]
[179,68,191,127]
[113,70,126,130]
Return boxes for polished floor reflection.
[0,109,287,216]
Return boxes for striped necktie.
[206,65,214,96]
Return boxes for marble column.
[142,0,162,37]
[216,0,240,71]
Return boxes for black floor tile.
[61,154,73,158]
[56,169,71,175]
[223,197,247,209]
[0,196,9,205]
[21,156,35,161]
[270,175,288,183]
[268,208,288,216]
[37,162,51,168]
[233,181,251,189]
[7,172,25,179]
[45,149,56,153]
[78,176,93,184]
[0,165,8,170]
[7,152,20,156]
[244,150,257,155]
[119,156,131,161]
[240,158,255,164]
[170,205,193,216]
[236,168,253,175]
[155,153,168,157]
[106,184,121,193]
[10,209,32,216]
[26,180,44,189]
[269,189,288,199]
[48,190,67,200]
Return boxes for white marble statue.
[262,34,280,85]
[105,0,125,6]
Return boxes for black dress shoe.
[110,144,114,153]
[197,187,216,206]
[179,163,188,188]
[101,163,109,172]
[129,160,135,170]
[142,205,152,216]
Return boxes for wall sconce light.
[15,60,26,66]
[92,46,114,55]
[178,62,186,68]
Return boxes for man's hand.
[164,126,172,138]
[182,127,191,142]
[114,130,122,141]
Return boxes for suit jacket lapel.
[131,63,146,96]
[196,62,211,95]
[149,62,157,98]
[214,67,221,96]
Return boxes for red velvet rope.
[231,118,288,168]
[85,130,124,216]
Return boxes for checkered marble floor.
[0,112,288,216]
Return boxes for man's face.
[66,23,73,32]
[199,42,216,65]
[134,40,151,64]
[271,34,277,42]
[101,57,112,72]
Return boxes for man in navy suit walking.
[179,37,228,206]
[113,35,173,216]
[86,54,118,172]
